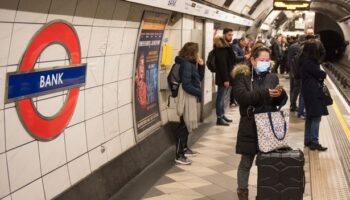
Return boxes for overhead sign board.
[125,0,254,26]
[273,0,311,10]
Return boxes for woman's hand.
[269,89,282,97]
[197,58,204,66]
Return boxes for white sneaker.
[175,156,192,165]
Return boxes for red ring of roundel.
[16,21,81,141]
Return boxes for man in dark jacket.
[232,36,249,64]
[271,35,283,73]
[288,36,303,112]
[214,28,236,126]
[230,36,249,106]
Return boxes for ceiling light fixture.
[273,0,311,10]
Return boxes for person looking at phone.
[231,44,288,200]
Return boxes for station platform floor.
[141,74,350,200]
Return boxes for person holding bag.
[300,40,329,151]
[175,42,205,165]
[231,44,288,200]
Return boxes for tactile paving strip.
[309,113,350,200]
[328,108,350,186]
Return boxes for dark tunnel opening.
[314,12,347,62]
[318,30,347,61]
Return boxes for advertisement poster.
[134,11,168,139]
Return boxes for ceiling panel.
[204,0,350,25]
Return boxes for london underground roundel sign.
[5,21,87,141]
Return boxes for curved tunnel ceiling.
[257,0,350,24]
[205,0,350,24]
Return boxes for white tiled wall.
[0,0,225,199]
[42,165,70,199]
[67,154,91,185]
[203,20,215,105]
[7,141,41,192]
[38,134,66,175]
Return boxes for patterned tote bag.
[254,111,290,153]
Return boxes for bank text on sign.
[6,65,86,102]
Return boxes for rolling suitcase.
[256,149,305,200]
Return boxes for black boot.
[304,141,311,147]
[223,115,233,123]
[309,143,328,151]
[237,189,248,200]
[217,118,229,126]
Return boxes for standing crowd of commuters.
[172,27,330,199]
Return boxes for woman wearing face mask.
[231,44,288,200]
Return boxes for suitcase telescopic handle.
[268,111,287,141]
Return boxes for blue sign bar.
[6,64,87,102]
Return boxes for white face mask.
[255,61,270,73]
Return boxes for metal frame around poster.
[132,11,169,142]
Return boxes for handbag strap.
[267,111,287,141]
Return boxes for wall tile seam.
[29,102,117,130]
[5,142,102,199]
[116,100,132,110]
[0,194,10,200]
[62,0,82,175]
[5,141,41,195]
[83,52,134,60]
[100,3,119,133]
[37,128,135,170]
[4,137,36,153]
[3,95,11,199]
[0,52,134,69]
[62,119,72,187]
[36,0,52,188]
[3,176,44,198]
[117,77,133,82]
[75,1,100,146]
[14,0,52,24]
[36,133,47,200]
[0,26,136,66]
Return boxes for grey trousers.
[237,154,255,190]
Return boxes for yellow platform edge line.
[332,100,350,142]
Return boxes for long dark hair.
[179,42,199,60]
[301,40,320,62]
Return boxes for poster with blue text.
[134,11,168,139]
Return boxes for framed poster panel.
[133,11,169,141]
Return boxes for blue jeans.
[304,116,321,144]
[216,86,227,118]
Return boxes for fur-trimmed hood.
[231,64,250,78]
[214,36,230,48]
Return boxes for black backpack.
[206,49,216,73]
[167,63,181,98]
